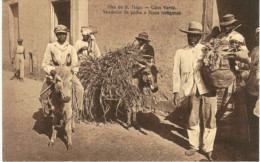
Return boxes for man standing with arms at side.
[172,22,217,161]
[10,38,25,81]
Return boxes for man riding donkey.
[39,25,84,123]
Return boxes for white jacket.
[172,44,211,97]
[42,41,78,75]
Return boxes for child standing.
[11,38,25,81]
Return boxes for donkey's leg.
[132,104,140,129]
[126,107,132,128]
[65,120,72,150]
[49,116,58,147]
[132,104,137,123]
[71,110,76,133]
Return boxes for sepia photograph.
[2,0,259,161]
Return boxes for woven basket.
[201,66,235,89]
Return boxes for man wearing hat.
[172,22,217,160]
[135,32,155,64]
[40,24,84,117]
[75,26,101,62]
[11,38,25,81]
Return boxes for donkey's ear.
[150,65,158,76]
[63,53,72,66]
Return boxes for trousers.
[187,91,217,152]
[15,54,24,79]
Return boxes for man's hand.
[50,70,57,77]
[173,93,181,107]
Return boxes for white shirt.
[172,44,211,97]
[74,39,101,59]
[15,45,25,54]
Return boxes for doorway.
[51,0,71,43]
[9,3,19,60]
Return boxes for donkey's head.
[133,62,159,93]
[141,64,159,93]
[53,54,73,103]
[54,66,73,103]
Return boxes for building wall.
[2,0,89,79]
[3,0,51,78]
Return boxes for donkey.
[48,65,75,150]
[126,63,159,129]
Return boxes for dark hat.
[135,32,150,42]
[220,14,238,26]
[180,22,207,34]
[54,24,68,34]
[17,38,23,42]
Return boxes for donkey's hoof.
[67,145,72,150]
[126,123,132,129]
[48,141,54,147]
[72,128,75,133]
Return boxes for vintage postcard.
[2,0,259,161]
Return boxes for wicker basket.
[201,66,235,89]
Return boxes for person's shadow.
[137,109,189,150]
[32,108,67,147]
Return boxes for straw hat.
[180,22,207,34]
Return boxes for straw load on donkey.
[77,43,158,128]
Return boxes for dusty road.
[2,70,253,161]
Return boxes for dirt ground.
[2,70,258,161]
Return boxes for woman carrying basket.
[215,14,250,118]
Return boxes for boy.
[11,38,25,81]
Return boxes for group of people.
[173,14,259,160]
[12,12,258,161]
[39,24,155,122]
